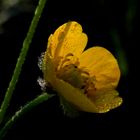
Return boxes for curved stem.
[0,0,48,123]
[0,93,53,139]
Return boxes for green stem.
[110,29,128,76]
[125,0,137,34]
[0,93,53,139]
[0,0,48,123]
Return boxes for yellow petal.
[88,89,123,113]
[47,21,88,58]
[52,78,98,113]
[79,47,120,89]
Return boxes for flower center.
[56,53,96,94]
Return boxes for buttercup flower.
[41,21,123,113]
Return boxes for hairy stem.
[0,93,53,139]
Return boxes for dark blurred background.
[0,0,138,139]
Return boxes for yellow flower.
[42,21,123,113]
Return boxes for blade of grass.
[0,0,48,123]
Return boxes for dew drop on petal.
[38,52,45,70]
[37,77,47,91]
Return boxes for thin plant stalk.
[0,0,48,123]
[0,93,53,139]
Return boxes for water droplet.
[38,52,45,70]
[37,77,47,91]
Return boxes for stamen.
[65,53,74,57]
[55,53,97,95]
[57,53,79,70]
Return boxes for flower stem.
[0,93,53,139]
[0,0,48,123]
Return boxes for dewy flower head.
[41,21,123,113]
